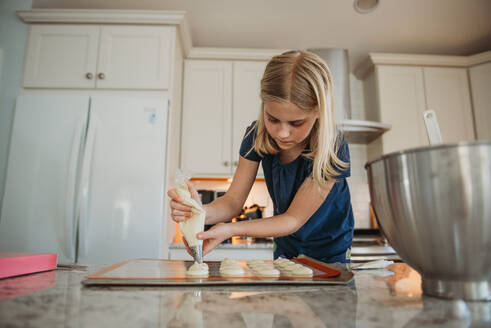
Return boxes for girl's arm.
[204,156,259,225]
[198,177,335,255]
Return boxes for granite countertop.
[0,263,489,327]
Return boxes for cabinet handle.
[85,72,93,80]
[233,161,238,167]
[223,161,230,167]
[97,73,105,80]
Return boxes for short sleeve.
[239,121,262,162]
[334,136,350,179]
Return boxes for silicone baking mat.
[83,255,354,286]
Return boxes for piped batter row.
[185,258,314,277]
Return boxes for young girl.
[168,50,353,263]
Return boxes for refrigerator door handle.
[77,117,97,259]
[63,122,85,260]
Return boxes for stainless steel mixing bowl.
[365,141,491,301]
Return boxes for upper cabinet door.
[423,67,475,142]
[181,60,233,176]
[469,61,491,141]
[23,25,99,88]
[376,65,428,153]
[96,26,172,89]
[232,61,267,176]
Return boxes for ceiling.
[32,0,491,72]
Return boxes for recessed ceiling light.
[354,0,379,14]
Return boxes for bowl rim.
[365,140,491,169]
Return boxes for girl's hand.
[167,180,201,223]
[184,179,203,207]
[197,223,232,256]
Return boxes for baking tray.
[83,255,354,286]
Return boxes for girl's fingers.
[185,180,202,205]
[173,215,190,223]
[197,224,230,255]
[170,200,192,213]
[167,189,181,202]
[172,209,192,218]
[196,229,212,240]
[202,239,221,256]
[168,186,198,223]
[172,209,193,217]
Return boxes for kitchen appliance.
[196,189,227,205]
[0,95,168,265]
[351,229,399,262]
[241,204,264,220]
[366,141,491,301]
[236,204,273,243]
[0,49,3,78]
[214,189,226,199]
[198,189,233,243]
[197,189,214,205]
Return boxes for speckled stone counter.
[0,263,489,327]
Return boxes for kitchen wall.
[0,0,32,216]
[347,74,371,229]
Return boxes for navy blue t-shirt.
[239,122,354,263]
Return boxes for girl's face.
[263,101,319,151]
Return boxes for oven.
[351,229,400,263]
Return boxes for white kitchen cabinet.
[364,63,475,160]
[23,24,172,89]
[181,60,233,175]
[469,61,491,140]
[23,25,99,88]
[232,61,267,175]
[371,65,428,154]
[181,59,266,176]
[423,67,474,142]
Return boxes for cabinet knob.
[223,161,230,167]
[97,73,106,80]
[233,161,238,167]
[85,72,93,80]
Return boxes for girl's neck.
[278,139,308,164]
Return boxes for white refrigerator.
[0,95,168,265]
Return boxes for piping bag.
[174,169,205,263]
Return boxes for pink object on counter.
[0,253,57,279]
[0,270,56,301]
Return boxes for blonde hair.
[249,50,349,190]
